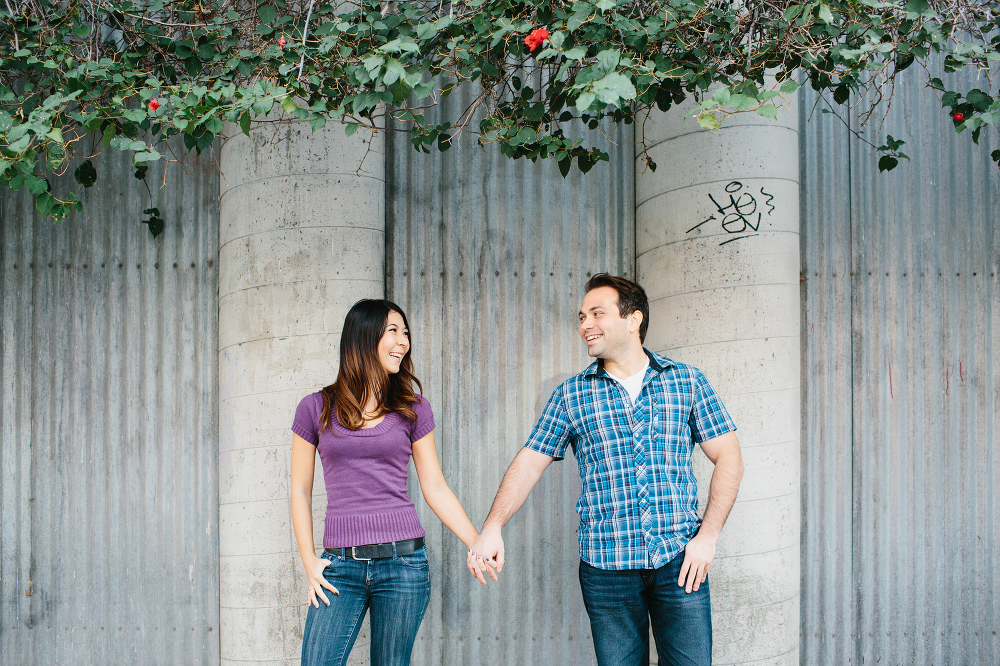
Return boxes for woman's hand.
[304,556,339,608]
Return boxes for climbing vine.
[1,0,998,224]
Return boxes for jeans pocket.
[397,545,429,570]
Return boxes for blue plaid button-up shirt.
[524,349,736,570]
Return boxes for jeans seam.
[335,598,368,666]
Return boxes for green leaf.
[25,175,48,195]
[756,104,778,120]
[878,155,899,172]
[558,157,572,178]
[345,122,359,136]
[783,4,803,21]
[133,150,161,163]
[413,82,434,99]
[258,6,277,24]
[240,111,251,136]
[510,127,537,145]
[904,0,934,16]
[280,96,298,114]
[309,113,327,131]
[0,110,11,132]
[697,113,719,130]
[712,87,731,105]
[818,4,834,23]
[36,193,56,217]
[74,160,98,187]
[576,92,596,112]
[251,98,275,116]
[595,49,621,75]
[779,80,800,94]
[383,59,406,85]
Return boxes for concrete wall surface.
[217,117,385,666]
[636,93,801,665]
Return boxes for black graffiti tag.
[686,181,776,246]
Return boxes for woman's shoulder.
[295,391,325,417]
[410,394,433,414]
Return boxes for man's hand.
[678,531,717,593]
[466,525,505,585]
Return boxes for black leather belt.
[328,537,424,561]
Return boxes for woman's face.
[377,311,410,374]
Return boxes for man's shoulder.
[543,362,601,403]
[649,355,707,390]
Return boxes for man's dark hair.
[584,273,649,343]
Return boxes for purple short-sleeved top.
[292,392,435,548]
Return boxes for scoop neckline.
[328,408,403,437]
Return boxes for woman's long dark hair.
[319,299,423,432]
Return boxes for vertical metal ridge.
[0,137,220,664]
[386,86,633,665]
[802,58,999,664]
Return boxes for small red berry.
[278,36,286,48]
[148,99,161,112]
[953,112,964,122]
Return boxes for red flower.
[524,28,549,52]
[953,112,964,122]
[148,99,161,112]
[278,36,286,48]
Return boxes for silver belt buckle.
[351,546,372,561]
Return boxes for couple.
[289,274,744,666]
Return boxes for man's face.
[579,286,633,359]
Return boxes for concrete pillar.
[636,97,800,665]
[217,118,384,665]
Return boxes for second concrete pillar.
[636,99,801,665]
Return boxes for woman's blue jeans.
[301,546,431,666]
[579,552,712,666]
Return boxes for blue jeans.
[301,546,431,666]
[579,552,712,666]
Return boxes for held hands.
[466,525,505,585]
[678,531,717,593]
[304,556,340,608]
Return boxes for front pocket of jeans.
[397,547,429,570]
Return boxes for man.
[466,273,744,666]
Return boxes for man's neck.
[602,345,649,380]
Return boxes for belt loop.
[392,541,398,558]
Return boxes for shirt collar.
[584,348,676,378]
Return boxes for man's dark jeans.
[579,552,712,666]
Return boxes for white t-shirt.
[610,358,650,406]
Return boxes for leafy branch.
[0,0,997,224]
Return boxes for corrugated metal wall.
[0,139,221,664]
[800,64,1000,663]
[385,89,634,665]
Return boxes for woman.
[290,299,479,666]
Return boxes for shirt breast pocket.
[651,401,694,467]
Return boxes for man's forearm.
[482,450,546,531]
[698,447,744,538]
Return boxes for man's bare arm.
[678,430,744,593]
[466,448,554,585]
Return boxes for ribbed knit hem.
[323,508,425,548]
